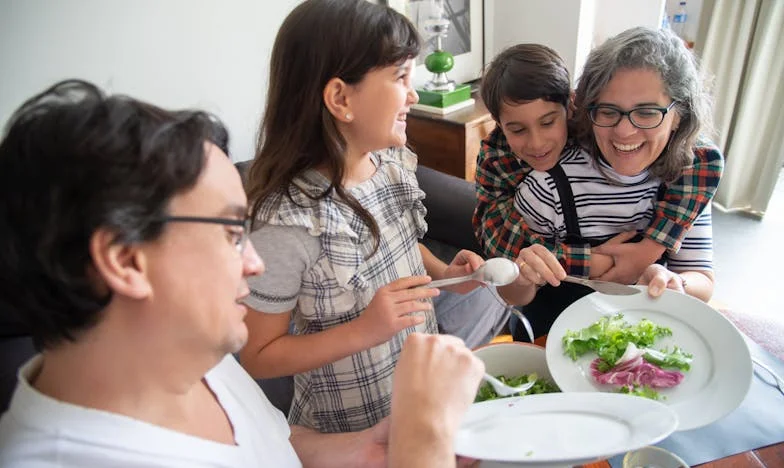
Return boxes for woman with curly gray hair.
[568,26,723,301]
[574,26,715,181]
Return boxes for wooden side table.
[405,94,496,182]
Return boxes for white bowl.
[622,445,689,468]
[473,341,552,381]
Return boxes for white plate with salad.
[545,286,752,431]
[455,392,677,465]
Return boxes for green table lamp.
[414,0,473,115]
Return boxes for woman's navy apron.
[512,165,664,341]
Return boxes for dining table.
[529,323,784,468]
[579,441,784,467]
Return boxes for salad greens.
[562,313,672,366]
[618,384,662,400]
[562,313,694,400]
[475,373,560,402]
[640,346,693,372]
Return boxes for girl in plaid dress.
[237,0,548,434]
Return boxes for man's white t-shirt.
[0,355,302,467]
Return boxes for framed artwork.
[383,0,484,86]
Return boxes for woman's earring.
[345,113,353,121]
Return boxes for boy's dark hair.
[481,43,571,122]
[0,79,229,349]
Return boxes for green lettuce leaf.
[561,313,672,366]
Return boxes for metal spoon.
[427,257,519,289]
[752,356,784,396]
[482,373,536,397]
[561,275,641,296]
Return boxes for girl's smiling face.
[344,58,419,152]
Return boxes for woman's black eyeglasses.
[587,101,677,129]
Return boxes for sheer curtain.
[696,0,784,217]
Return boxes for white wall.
[485,0,588,85]
[0,0,303,162]
[592,0,665,46]
[484,0,666,83]
[665,0,704,44]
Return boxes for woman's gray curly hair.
[573,26,714,182]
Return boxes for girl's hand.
[355,275,439,346]
[637,263,686,298]
[514,244,566,287]
[440,249,485,294]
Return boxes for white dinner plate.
[545,287,752,431]
[454,392,677,465]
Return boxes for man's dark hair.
[481,43,571,122]
[0,79,229,349]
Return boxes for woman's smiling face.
[592,68,680,176]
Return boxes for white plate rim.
[454,392,678,463]
[545,287,753,431]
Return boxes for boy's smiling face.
[498,98,569,172]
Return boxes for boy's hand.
[593,235,664,284]
[588,231,636,278]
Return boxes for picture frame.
[382,0,484,87]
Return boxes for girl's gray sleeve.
[244,224,321,313]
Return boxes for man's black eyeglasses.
[587,101,677,129]
[160,216,250,254]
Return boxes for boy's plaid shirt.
[472,127,724,277]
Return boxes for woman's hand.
[354,276,439,346]
[637,263,686,297]
[514,244,567,287]
[440,249,486,294]
[498,244,566,306]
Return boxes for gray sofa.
[415,164,481,261]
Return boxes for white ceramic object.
[455,392,678,466]
[545,286,752,431]
[622,445,690,468]
[473,342,552,382]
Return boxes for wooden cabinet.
[405,96,496,182]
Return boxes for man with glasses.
[0,80,485,467]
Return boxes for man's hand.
[389,333,484,468]
[593,236,665,284]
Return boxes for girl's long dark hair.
[247,0,420,254]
